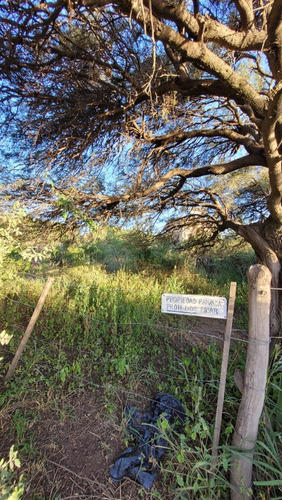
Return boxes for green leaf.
[14,458,21,468]
[177,451,185,464]
[176,474,184,487]
[253,480,282,486]
[161,418,169,431]
[222,455,228,472]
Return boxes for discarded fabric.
[109,393,186,490]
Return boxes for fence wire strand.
[2,274,281,349]
[2,316,281,346]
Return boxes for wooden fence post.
[5,277,54,381]
[211,281,237,466]
[230,265,271,500]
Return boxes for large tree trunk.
[261,218,282,343]
[238,218,281,342]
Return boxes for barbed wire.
[2,274,281,348]
[3,331,281,396]
[5,296,35,308]
[21,271,282,287]
[4,344,280,401]
[69,373,280,416]
[2,315,281,346]
[2,337,281,424]
[1,339,221,386]
[68,375,219,429]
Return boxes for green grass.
[0,227,280,500]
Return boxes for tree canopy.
[0,0,281,330]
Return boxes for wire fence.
[68,374,282,416]
[1,324,281,423]
[1,269,281,493]
[1,347,282,420]
[3,273,281,332]
[2,311,281,346]
[3,334,281,400]
[2,322,281,400]
[4,339,280,419]
[1,272,281,392]
[3,275,281,383]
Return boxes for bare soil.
[12,389,167,500]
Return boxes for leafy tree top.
[0,0,281,259]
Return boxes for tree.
[0,0,281,336]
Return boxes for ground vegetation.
[0,221,281,499]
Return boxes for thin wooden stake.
[211,281,237,466]
[5,277,54,381]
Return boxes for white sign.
[161,293,227,319]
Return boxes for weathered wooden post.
[5,277,54,381]
[230,265,271,500]
[211,282,237,466]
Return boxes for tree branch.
[138,127,264,156]
[76,153,267,207]
[266,0,282,81]
[120,0,267,117]
[142,0,265,50]
[234,0,254,30]
[262,82,282,222]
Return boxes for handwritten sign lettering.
[161,293,227,319]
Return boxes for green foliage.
[0,332,24,499]
[253,411,282,499]
[266,346,282,432]
[196,249,256,284]
[49,225,185,273]
[0,446,24,500]
[142,343,240,499]
[0,330,13,364]
[253,432,282,498]
[0,205,47,266]
[0,205,49,298]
